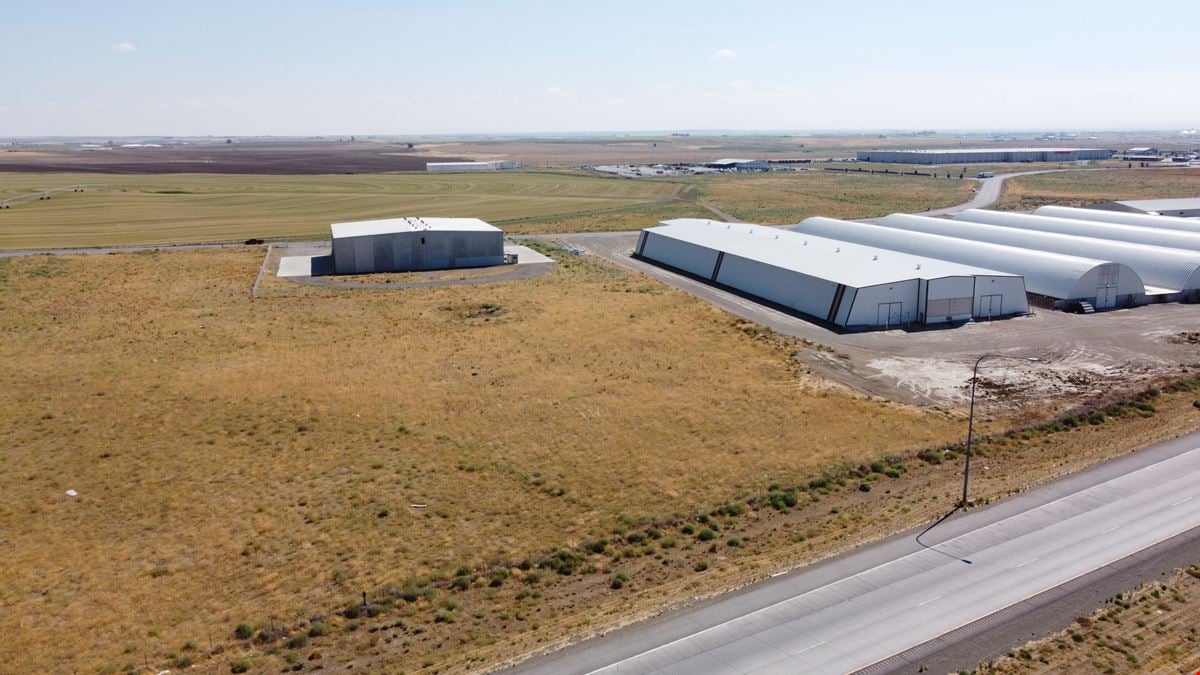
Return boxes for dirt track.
[0,141,459,174]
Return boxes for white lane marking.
[794,640,826,655]
[916,595,942,607]
[1015,557,1039,568]
[585,446,1200,674]
[1101,526,1120,534]
[1173,497,1193,506]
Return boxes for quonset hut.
[1034,206,1200,234]
[954,209,1200,252]
[792,217,1145,309]
[331,217,504,274]
[635,219,1028,330]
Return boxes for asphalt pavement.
[510,430,1200,675]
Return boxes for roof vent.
[835,247,840,252]
[916,263,922,270]
[774,233,779,239]
[872,254,878,260]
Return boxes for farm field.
[1,169,981,248]
[0,245,959,673]
[0,171,683,248]
[693,171,973,223]
[995,167,1200,211]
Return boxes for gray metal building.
[1066,198,1200,218]
[855,148,1111,164]
[636,219,1028,329]
[426,160,519,172]
[793,217,1145,309]
[331,217,504,274]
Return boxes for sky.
[3,0,1199,136]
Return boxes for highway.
[511,430,1200,675]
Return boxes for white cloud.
[112,42,137,54]
[0,104,11,115]
[714,48,737,59]
[543,86,575,100]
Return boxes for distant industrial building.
[1035,205,1200,231]
[855,148,1111,164]
[426,160,519,173]
[331,217,504,274]
[793,217,1145,310]
[1119,147,1160,161]
[635,219,1028,329]
[704,158,769,171]
[1065,198,1200,218]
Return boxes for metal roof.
[330,217,499,239]
[1034,206,1200,233]
[652,219,1017,287]
[1114,198,1200,212]
[955,209,1200,251]
[904,213,1200,291]
[793,217,1145,300]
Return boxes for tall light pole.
[962,354,1040,508]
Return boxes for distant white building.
[426,160,519,172]
[704,158,769,171]
[331,217,504,274]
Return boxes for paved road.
[911,168,1067,217]
[511,430,1200,675]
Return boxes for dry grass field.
[975,564,1200,674]
[693,171,973,223]
[996,167,1200,211]
[0,172,683,248]
[0,246,959,673]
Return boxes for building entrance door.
[877,302,903,328]
[979,294,1003,318]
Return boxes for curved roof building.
[793,217,1144,307]
[876,213,1200,292]
[954,209,1200,251]
[1034,206,1200,234]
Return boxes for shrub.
[434,609,458,623]
[1087,411,1106,425]
[697,528,716,542]
[660,537,677,548]
[234,623,254,640]
[694,561,709,572]
[538,549,584,576]
[727,538,741,547]
[451,575,471,591]
[646,528,662,540]
[681,524,695,535]
[231,659,251,674]
[584,539,608,554]
[286,634,308,649]
[858,482,871,493]
[869,461,886,474]
[488,569,508,587]
[808,477,829,490]
[884,467,903,478]
[308,622,330,637]
[1193,400,1200,409]
[610,571,629,589]
[524,571,540,584]
[625,531,645,544]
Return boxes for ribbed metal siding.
[1033,206,1200,235]
[793,217,1145,300]
[955,209,1200,251]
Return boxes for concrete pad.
[277,254,333,277]
[505,244,554,265]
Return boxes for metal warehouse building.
[793,217,1145,309]
[1035,206,1200,233]
[954,209,1200,251]
[855,148,1111,164]
[1076,198,1200,218]
[331,217,504,275]
[426,160,519,172]
[635,219,1028,329]
[885,213,1200,293]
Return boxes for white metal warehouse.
[331,217,504,274]
[426,161,519,172]
[954,209,1200,251]
[1034,206,1200,233]
[793,217,1145,308]
[877,213,1200,293]
[636,219,1028,329]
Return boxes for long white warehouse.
[954,209,1200,251]
[793,217,1145,308]
[331,216,504,274]
[1034,206,1200,234]
[636,219,1028,329]
[879,213,1200,293]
